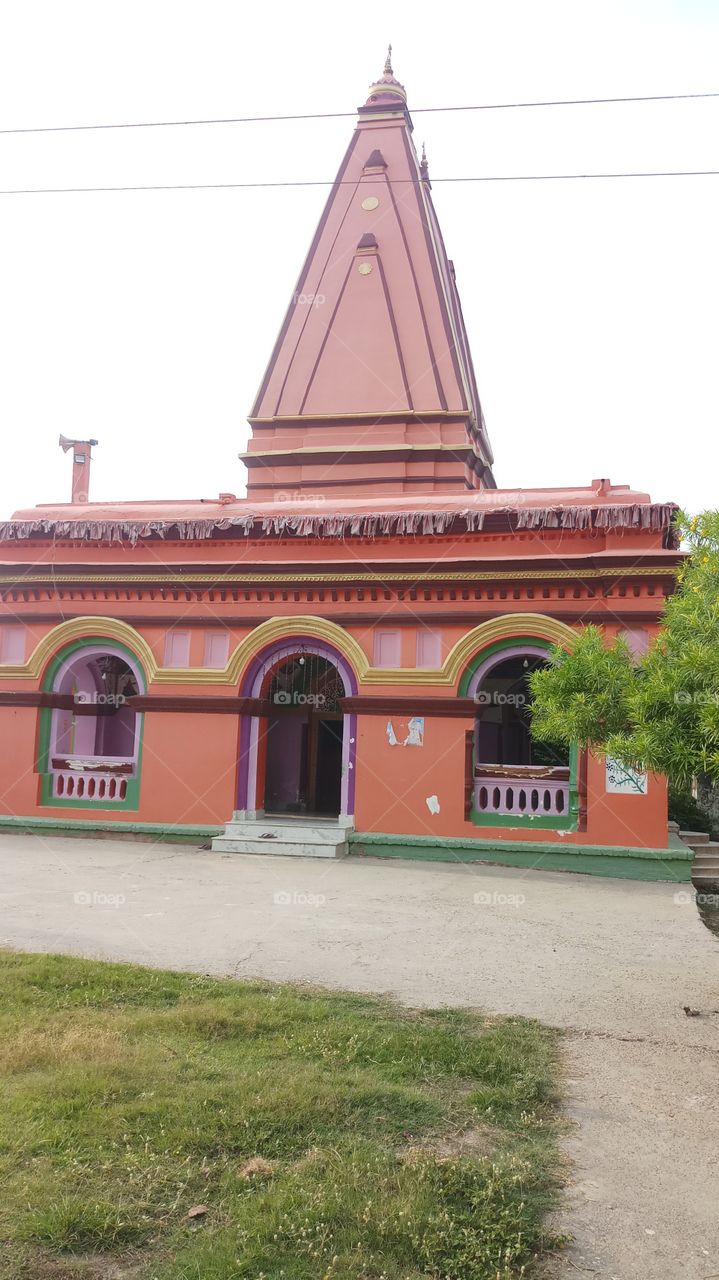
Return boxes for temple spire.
[245,55,495,497]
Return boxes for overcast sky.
[0,0,717,518]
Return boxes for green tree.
[529,511,719,790]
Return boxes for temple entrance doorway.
[262,654,345,818]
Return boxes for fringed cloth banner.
[0,504,679,547]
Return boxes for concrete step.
[211,815,352,858]
[680,830,711,844]
[220,821,351,844]
[211,837,348,858]
[682,841,719,857]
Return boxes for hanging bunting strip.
[0,503,679,547]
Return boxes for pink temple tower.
[243,50,495,498]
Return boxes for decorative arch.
[7,617,157,684]
[450,614,577,694]
[229,616,367,689]
[463,640,555,703]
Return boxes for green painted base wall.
[0,816,221,845]
[349,832,693,883]
[0,815,692,883]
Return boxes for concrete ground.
[1,833,717,1280]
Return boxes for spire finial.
[421,141,427,165]
[364,45,407,107]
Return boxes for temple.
[0,56,687,879]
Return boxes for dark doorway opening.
[262,654,345,818]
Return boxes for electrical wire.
[0,90,717,136]
[1,170,717,196]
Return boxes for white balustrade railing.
[474,767,570,819]
[50,757,133,802]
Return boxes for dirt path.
[1,833,717,1278]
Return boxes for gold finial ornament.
[384,44,393,74]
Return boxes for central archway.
[237,637,358,819]
[262,654,345,816]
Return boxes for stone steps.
[687,840,719,889]
[211,813,351,858]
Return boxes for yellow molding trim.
[249,412,471,423]
[362,615,578,687]
[0,567,675,587]
[1,617,159,682]
[441,614,577,687]
[222,616,370,688]
[1,612,577,690]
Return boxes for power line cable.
[0,91,717,136]
[1,170,717,196]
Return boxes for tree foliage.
[529,511,719,787]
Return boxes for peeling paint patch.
[426,794,440,815]
[387,716,425,747]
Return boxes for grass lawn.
[0,951,565,1280]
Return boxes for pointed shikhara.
[245,53,494,497]
[0,57,688,880]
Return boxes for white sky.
[0,0,717,518]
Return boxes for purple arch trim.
[51,642,147,696]
[236,636,358,816]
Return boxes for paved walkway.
[1,833,717,1279]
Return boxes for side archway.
[39,636,147,808]
[457,628,579,831]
